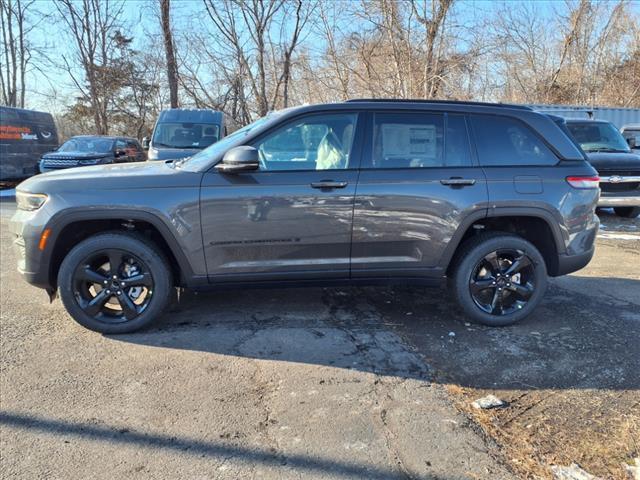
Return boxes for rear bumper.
[556,246,595,276]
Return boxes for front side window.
[253,113,357,171]
[566,122,631,153]
[470,115,558,166]
[126,140,141,156]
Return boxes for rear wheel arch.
[442,209,564,276]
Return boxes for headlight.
[16,191,48,211]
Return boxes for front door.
[351,111,488,277]
[200,112,362,282]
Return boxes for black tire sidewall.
[614,207,640,218]
[58,233,172,334]
[453,234,547,327]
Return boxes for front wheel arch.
[47,214,192,290]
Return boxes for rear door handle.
[440,178,476,186]
[311,181,348,189]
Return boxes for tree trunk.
[160,0,178,108]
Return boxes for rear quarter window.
[470,115,558,166]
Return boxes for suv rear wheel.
[451,233,547,326]
[58,232,173,333]
[613,207,640,218]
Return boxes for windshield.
[152,122,220,149]
[178,113,280,171]
[58,137,114,153]
[566,122,630,153]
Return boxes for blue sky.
[24,0,640,113]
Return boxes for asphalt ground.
[1,200,638,479]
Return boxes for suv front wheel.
[58,232,173,334]
[451,233,548,326]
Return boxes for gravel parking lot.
[1,200,638,479]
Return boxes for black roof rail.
[345,98,533,110]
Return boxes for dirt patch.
[446,385,639,479]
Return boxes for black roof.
[345,98,532,110]
[564,119,614,124]
[70,135,139,142]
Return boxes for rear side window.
[369,112,472,168]
[372,112,444,168]
[470,115,558,166]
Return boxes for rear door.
[467,114,564,215]
[351,110,488,277]
[200,111,364,282]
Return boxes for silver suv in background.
[565,120,640,218]
[143,109,226,161]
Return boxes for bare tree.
[160,0,179,108]
[0,0,34,107]
[54,0,127,134]
[411,0,453,98]
[197,0,314,119]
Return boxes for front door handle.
[440,178,476,186]
[311,181,348,189]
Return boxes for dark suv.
[40,135,145,173]
[10,100,600,333]
[565,120,640,218]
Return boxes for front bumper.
[598,175,640,207]
[9,205,53,290]
[597,195,640,207]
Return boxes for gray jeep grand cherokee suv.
[11,100,600,333]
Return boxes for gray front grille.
[42,158,80,168]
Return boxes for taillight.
[566,176,600,189]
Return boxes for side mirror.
[216,146,259,173]
[625,137,636,149]
[115,149,127,158]
[142,137,150,150]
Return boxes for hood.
[18,160,201,194]
[148,146,200,161]
[585,151,640,173]
[42,151,112,160]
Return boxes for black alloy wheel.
[72,249,154,323]
[58,233,172,333]
[451,233,547,326]
[469,249,535,316]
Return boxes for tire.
[451,232,548,327]
[613,207,640,218]
[58,232,173,334]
